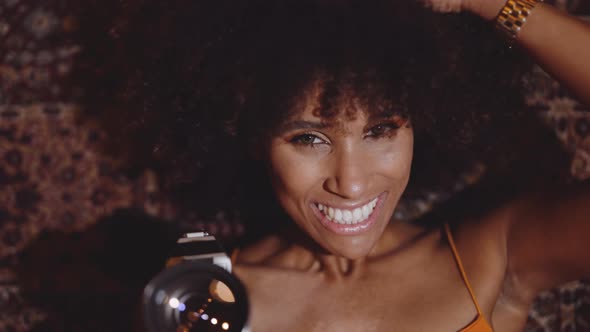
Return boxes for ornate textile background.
[0,0,589,331]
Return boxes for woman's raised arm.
[425,0,590,294]
[429,0,590,106]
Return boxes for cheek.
[267,144,323,204]
[372,130,414,184]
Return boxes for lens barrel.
[143,261,249,332]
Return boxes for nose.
[323,145,369,200]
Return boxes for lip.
[310,192,388,235]
[314,195,380,210]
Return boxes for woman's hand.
[421,0,463,13]
[423,0,506,20]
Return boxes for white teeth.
[362,205,370,219]
[317,196,379,225]
[343,210,353,224]
[353,208,362,222]
[334,209,343,223]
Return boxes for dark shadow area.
[16,209,180,332]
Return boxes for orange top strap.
[444,223,483,315]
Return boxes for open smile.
[310,192,388,235]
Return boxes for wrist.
[463,0,507,20]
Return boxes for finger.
[422,0,463,13]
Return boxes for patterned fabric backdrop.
[0,0,589,331]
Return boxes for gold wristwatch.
[496,0,541,39]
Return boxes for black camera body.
[142,232,249,332]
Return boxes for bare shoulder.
[234,235,286,265]
[234,233,321,272]
[449,197,561,329]
[448,203,515,314]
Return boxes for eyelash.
[289,122,401,147]
[290,133,327,146]
[364,122,401,139]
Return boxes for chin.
[319,233,381,260]
[333,248,372,260]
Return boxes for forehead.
[284,72,402,125]
[273,82,407,138]
[295,78,358,120]
[287,72,399,121]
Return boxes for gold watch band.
[496,0,541,39]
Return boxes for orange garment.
[444,223,494,332]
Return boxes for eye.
[365,122,401,138]
[290,133,326,146]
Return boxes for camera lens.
[143,262,249,332]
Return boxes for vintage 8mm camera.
[142,232,250,332]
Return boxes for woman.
[81,0,590,330]
[227,0,590,331]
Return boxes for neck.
[274,219,434,279]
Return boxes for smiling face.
[265,79,414,260]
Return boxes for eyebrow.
[275,112,409,135]
[367,111,405,122]
[277,120,330,133]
